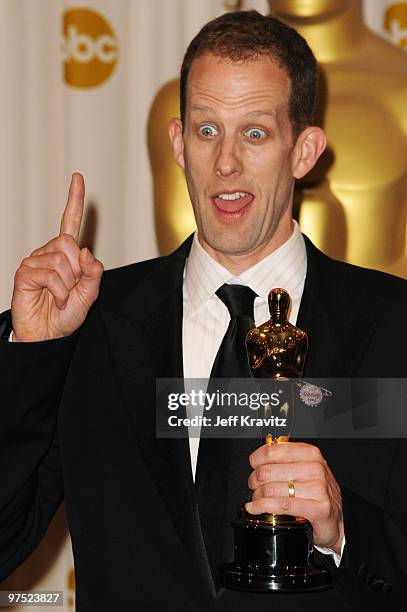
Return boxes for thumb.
[77,247,103,300]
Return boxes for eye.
[198,125,218,137]
[245,128,267,141]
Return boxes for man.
[0,10,406,611]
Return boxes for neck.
[199,219,294,276]
[270,1,365,62]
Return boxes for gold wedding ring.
[287,480,295,498]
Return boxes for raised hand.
[11,173,103,342]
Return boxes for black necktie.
[195,284,258,581]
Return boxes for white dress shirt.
[182,221,344,565]
[183,221,307,472]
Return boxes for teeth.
[217,192,249,201]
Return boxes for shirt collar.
[184,221,306,316]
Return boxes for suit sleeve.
[0,310,78,582]
[313,307,407,609]
[314,444,407,609]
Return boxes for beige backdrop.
[0,1,405,610]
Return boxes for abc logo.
[385,3,407,50]
[62,8,119,88]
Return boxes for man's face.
[171,54,306,263]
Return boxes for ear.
[168,118,185,170]
[292,127,326,179]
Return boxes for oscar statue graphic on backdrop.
[217,289,333,592]
[148,0,407,277]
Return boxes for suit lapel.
[298,237,379,378]
[99,237,215,597]
[297,237,380,436]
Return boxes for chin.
[204,235,255,256]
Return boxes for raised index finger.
[59,173,85,240]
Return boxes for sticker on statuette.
[299,383,323,407]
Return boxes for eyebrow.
[190,105,276,119]
[248,109,276,119]
[189,105,217,115]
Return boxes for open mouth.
[212,191,254,218]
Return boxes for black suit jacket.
[0,236,406,611]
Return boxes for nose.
[215,135,242,178]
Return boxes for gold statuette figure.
[247,288,308,442]
[218,288,332,592]
[246,288,308,380]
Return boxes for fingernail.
[245,502,253,514]
[83,247,94,262]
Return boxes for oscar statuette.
[217,289,333,592]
